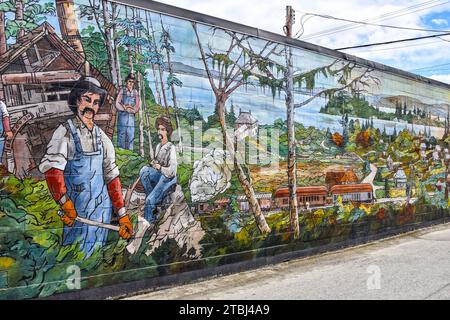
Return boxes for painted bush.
[1,0,450,299]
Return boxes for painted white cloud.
[429,74,450,84]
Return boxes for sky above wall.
[161,0,450,85]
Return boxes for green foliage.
[176,163,193,201]
[23,1,55,19]
[258,76,283,100]
[209,53,233,71]
[81,27,111,80]
[387,129,417,164]
[3,0,55,40]
[115,148,148,187]
[151,239,192,276]
[0,175,62,299]
[225,104,237,127]
[321,92,388,121]
[167,73,183,88]
[0,1,14,12]
[183,106,204,125]
[293,63,341,91]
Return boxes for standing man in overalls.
[116,73,140,151]
[0,99,13,167]
[39,77,133,258]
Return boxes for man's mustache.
[81,107,96,116]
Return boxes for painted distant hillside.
[373,95,450,118]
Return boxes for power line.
[297,12,450,34]
[298,0,450,40]
[335,31,450,50]
[409,61,450,71]
[300,0,448,40]
[343,37,447,53]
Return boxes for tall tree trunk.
[0,2,5,101]
[140,66,155,160]
[158,67,169,113]
[102,0,118,86]
[15,0,32,75]
[138,74,145,157]
[148,13,168,113]
[136,9,144,157]
[144,11,162,105]
[111,2,122,85]
[141,85,155,160]
[216,94,271,234]
[285,46,299,239]
[125,6,134,73]
[162,27,183,154]
[15,0,25,41]
[151,65,162,105]
[0,5,6,55]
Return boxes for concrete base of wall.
[41,217,449,300]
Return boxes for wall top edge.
[110,0,450,92]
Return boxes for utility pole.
[285,6,299,239]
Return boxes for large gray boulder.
[145,185,205,257]
[125,185,205,258]
[189,148,233,202]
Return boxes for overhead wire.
[297,12,450,34]
[300,0,449,40]
[343,38,445,53]
[409,61,450,72]
[335,31,450,50]
[288,1,450,77]
[297,0,450,40]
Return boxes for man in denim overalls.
[116,73,140,151]
[39,77,133,258]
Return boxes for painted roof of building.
[325,168,359,185]
[235,111,257,125]
[214,198,230,205]
[331,183,373,194]
[0,22,116,97]
[394,169,407,179]
[330,183,373,194]
[275,186,328,198]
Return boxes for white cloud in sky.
[431,18,448,25]
[161,0,450,83]
[430,74,450,84]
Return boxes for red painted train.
[195,183,374,213]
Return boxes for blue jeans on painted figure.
[0,138,5,165]
[139,166,177,222]
[0,122,5,164]
[117,111,135,151]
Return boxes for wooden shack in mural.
[0,1,116,178]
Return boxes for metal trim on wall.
[110,0,450,91]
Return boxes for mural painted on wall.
[1,0,450,299]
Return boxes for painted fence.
[1,0,450,299]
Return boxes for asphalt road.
[126,223,450,300]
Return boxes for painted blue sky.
[162,0,450,85]
[5,0,449,133]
